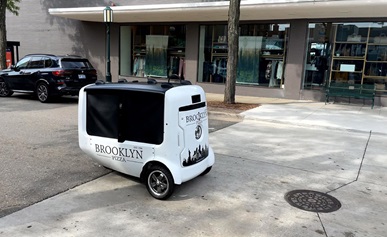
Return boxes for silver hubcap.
[37,84,48,101]
[148,171,169,196]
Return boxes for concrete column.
[185,23,199,84]
[284,20,308,99]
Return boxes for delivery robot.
[78,79,215,199]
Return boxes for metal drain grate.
[284,190,341,213]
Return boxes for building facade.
[6,0,387,105]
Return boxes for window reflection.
[198,23,289,88]
[120,25,186,79]
[304,22,387,94]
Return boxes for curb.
[208,111,245,121]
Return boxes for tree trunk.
[224,0,241,104]
[0,0,6,70]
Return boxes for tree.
[224,0,241,104]
[0,0,20,69]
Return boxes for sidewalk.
[207,93,387,134]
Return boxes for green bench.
[325,83,376,109]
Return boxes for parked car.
[0,54,97,102]
[78,79,215,199]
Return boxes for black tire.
[146,165,174,200]
[36,82,50,103]
[200,166,212,176]
[0,80,13,97]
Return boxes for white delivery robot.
[78,79,215,199]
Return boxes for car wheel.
[200,166,212,176]
[146,165,174,200]
[36,82,50,103]
[0,80,13,97]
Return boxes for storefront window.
[304,22,387,94]
[198,23,289,88]
[119,25,186,79]
[303,23,332,89]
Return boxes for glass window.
[16,57,30,69]
[198,23,289,88]
[120,25,186,79]
[27,57,44,69]
[43,57,53,68]
[61,59,93,69]
[120,26,132,76]
[304,22,387,94]
[303,23,332,89]
[365,23,387,93]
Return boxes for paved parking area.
[1,115,386,237]
[0,95,110,218]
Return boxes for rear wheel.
[200,166,212,176]
[0,80,13,97]
[36,82,50,103]
[146,165,174,200]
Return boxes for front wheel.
[36,82,50,103]
[0,80,13,97]
[146,165,174,200]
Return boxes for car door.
[4,57,30,90]
[20,56,44,91]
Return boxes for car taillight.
[90,69,97,75]
[53,70,72,76]
[52,70,64,77]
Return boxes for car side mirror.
[11,65,20,71]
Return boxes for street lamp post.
[103,6,113,82]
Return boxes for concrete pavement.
[0,94,387,237]
[242,102,387,135]
[207,93,387,134]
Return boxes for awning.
[48,0,387,23]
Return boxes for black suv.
[0,54,97,102]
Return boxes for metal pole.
[106,22,111,82]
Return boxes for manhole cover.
[284,190,341,213]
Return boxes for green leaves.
[7,0,20,15]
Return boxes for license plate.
[78,74,86,79]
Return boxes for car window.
[61,59,93,69]
[16,57,30,69]
[28,57,44,69]
[43,57,53,68]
